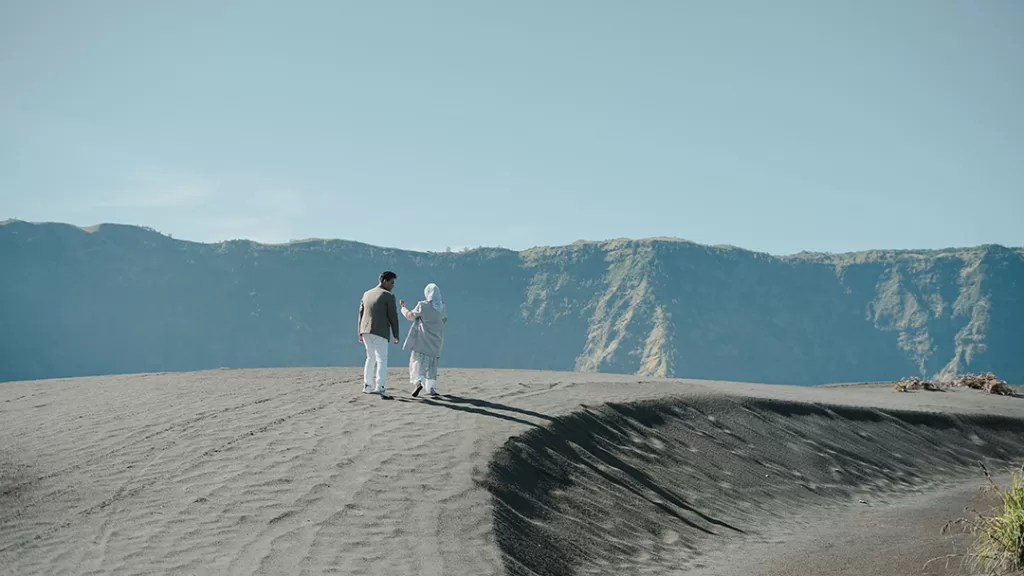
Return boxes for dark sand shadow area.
[396,396,547,428]
[439,394,555,423]
[483,395,1024,576]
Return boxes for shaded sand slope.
[486,394,1024,575]
[1,369,1022,575]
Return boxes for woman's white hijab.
[424,283,443,312]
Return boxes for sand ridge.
[1,368,1022,575]
[486,395,1024,575]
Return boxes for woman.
[400,283,448,397]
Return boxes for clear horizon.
[3,1,1022,255]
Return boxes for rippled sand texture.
[1,368,1021,575]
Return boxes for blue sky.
[2,0,1021,254]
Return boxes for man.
[358,271,401,398]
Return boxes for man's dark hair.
[379,271,397,284]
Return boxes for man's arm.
[358,299,364,339]
[387,294,401,341]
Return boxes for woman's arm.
[400,300,420,321]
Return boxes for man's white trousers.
[362,333,388,392]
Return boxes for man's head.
[379,270,397,292]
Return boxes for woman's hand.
[400,299,407,308]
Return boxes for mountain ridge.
[5,219,1019,258]
[1,219,1021,385]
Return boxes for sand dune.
[1,368,1021,575]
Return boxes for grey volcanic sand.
[1,369,1022,575]
[686,478,1009,576]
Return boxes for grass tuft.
[930,463,1024,575]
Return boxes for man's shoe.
[379,389,392,399]
[362,385,372,394]
[428,390,440,397]
[412,382,423,397]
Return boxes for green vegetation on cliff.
[1,220,1020,384]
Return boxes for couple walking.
[357,271,448,399]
